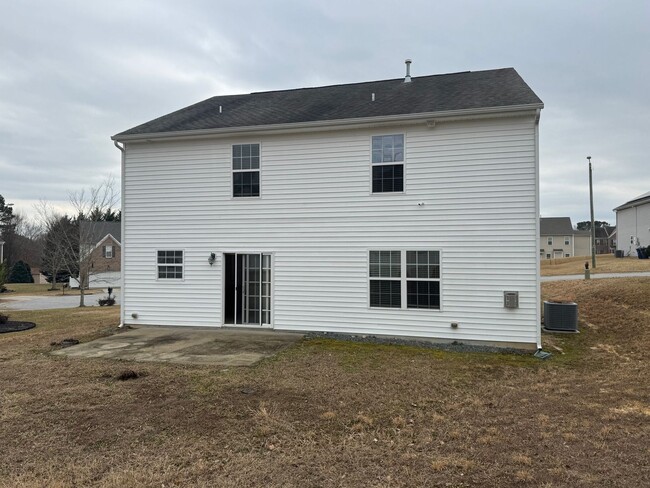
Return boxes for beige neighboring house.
[540,217,591,259]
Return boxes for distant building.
[614,192,650,255]
[539,217,591,259]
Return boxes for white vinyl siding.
[122,115,539,344]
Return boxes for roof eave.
[112,103,544,143]
[614,197,650,212]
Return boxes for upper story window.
[547,236,553,246]
[157,250,183,279]
[232,144,260,197]
[103,245,113,259]
[372,134,404,193]
[564,236,570,245]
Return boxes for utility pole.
[587,156,596,269]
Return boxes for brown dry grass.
[541,253,650,276]
[1,279,649,487]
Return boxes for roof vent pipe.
[371,93,375,101]
[219,105,223,113]
[404,59,412,83]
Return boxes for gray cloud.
[1,0,648,225]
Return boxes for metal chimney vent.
[404,59,412,83]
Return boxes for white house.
[112,66,543,349]
[614,191,650,255]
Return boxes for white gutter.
[112,103,544,143]
[113,141,126,328]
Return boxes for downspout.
[114,141,126,328]
[534,109,543,351]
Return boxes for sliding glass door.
[224,253,271,326]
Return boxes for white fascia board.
[91,233,121,252]
[112,103,544,143]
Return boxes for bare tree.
[67,177,119,306]
[35,177,119,305]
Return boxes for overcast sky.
[1,0,648,225]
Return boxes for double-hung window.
[369,250,441,310]
[369,251,401,308]
[372,134,404,193]
[157,250,183,279]
[232,144,260,197]
[103,245,113,259]
[406,251,440,309]
[564,236,570,245]
[547,236,553,246]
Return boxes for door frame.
[221,251,274,329]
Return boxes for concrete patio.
[52,326,304,366]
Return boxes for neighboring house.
[112,66,544,349]
[30,267,48,285]
[539,217,590,259]
[70,221,122,288]
[614,192,650,255]
[594,225,616,254]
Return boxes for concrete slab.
[52,326,304,366]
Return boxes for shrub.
[98,297,116,307]
[8,261,34,283]
[0,262,7,292]
[0,314,8,324]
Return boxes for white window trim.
[231,141,262,199]
[104,245,113,259]
[367,249,442,311]
[547,236,553,245]
[564,236,570,245]
[155,249,185,281]
[369,133,406,195]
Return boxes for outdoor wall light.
[208,253,216,266]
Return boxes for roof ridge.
[246,69,503,96]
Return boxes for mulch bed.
[0,321,36,334]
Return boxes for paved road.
[0,290,120,311]
[541,271,650,282]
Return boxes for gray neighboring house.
[614,192,650,255]
[539,217,590,259]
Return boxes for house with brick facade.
[70,221,121,288]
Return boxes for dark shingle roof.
[114,68,542,138]
[540,217,574,236]
[80,221,121,245]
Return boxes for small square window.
[157,250,183,279]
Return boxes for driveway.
[541,271,650,282]
[52,326,303,366]
[0,290,120,311]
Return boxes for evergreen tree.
[8,260,34,283]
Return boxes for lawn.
[2,283,104,296]
[0,280,648,487]
[541,253,650,276]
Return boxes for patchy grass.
[541,253,650,276]
[0,279,648,487]
[2,283,104,296]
